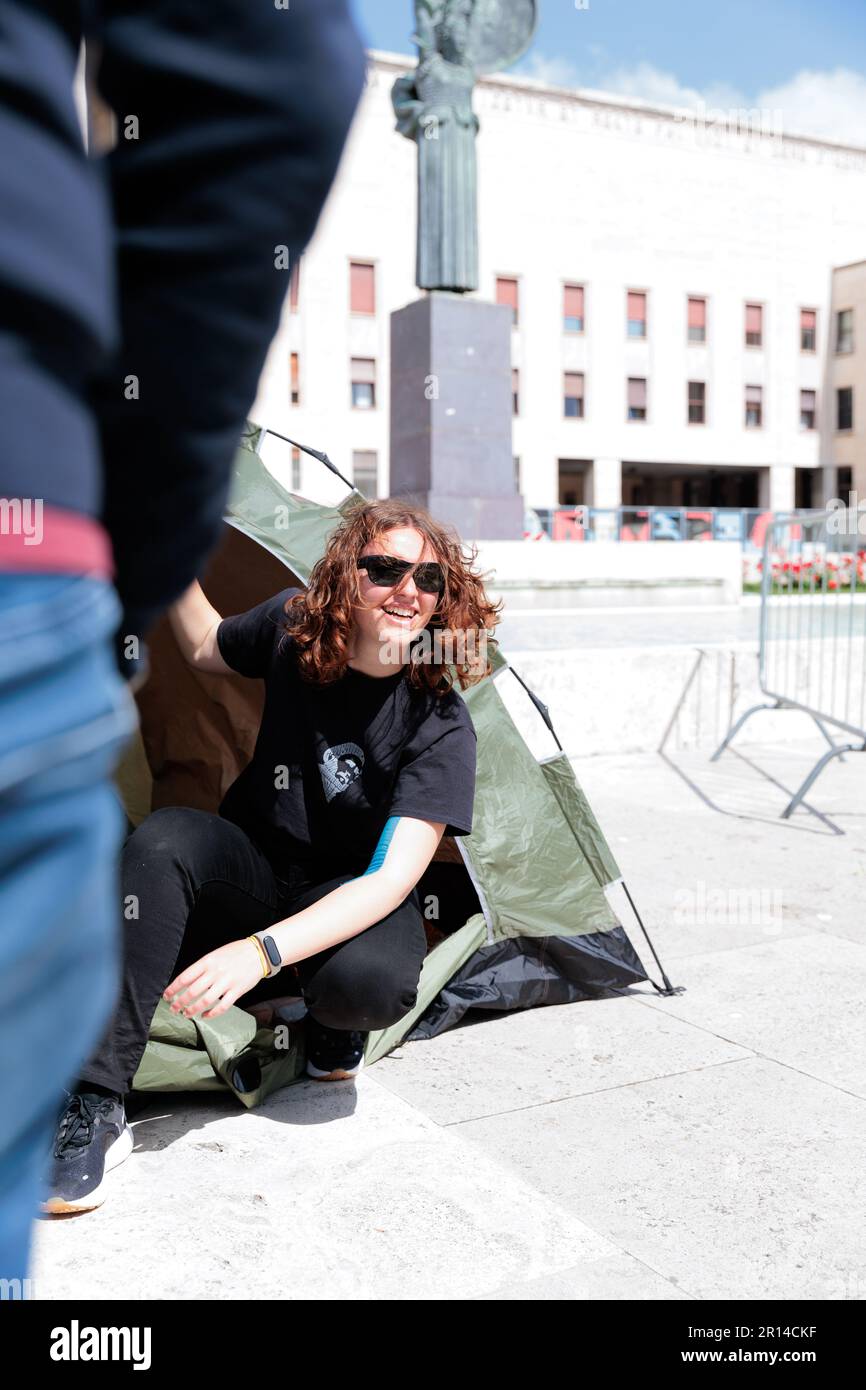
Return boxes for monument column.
[389,0,537,539]
[389,293,523,538]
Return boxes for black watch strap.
[253,931,283,977]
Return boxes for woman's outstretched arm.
[167,580,233,676]
[163,816,447,1020]
[268,815,445,966]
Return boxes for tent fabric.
[454,675,620,941]
[404,927,649,1042]
[125,427,651,1103]
[133,997,305,1109]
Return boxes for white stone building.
[252,50,866,519]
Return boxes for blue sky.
[351,0,866,144]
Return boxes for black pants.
[79,807,427,1096]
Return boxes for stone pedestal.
[389,293,524,539]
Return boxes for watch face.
[262,935,281,968]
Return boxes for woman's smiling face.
[354,526,441,662]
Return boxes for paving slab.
[31,1073,627,1302]
[575,745,866,956]
[373,995,751,1125]
[452,1057,866,1302]
[28,739,866,1302]
[637,933,866,1100]
[474,1251,692,1300]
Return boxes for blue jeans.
[0,574,137,1286]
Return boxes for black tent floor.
[408,926,648,1041]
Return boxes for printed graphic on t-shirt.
[319,742,365,802]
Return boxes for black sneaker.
[41,1090,133,1214]
[304,1015,368,1081]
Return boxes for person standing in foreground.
[0,0,365,1283]
[42,499,501,1214]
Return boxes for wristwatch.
[252,930,283,978]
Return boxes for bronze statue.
[392,0,537,293]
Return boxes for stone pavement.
[31,739,866,1301]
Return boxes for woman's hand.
[163,938,266,1022]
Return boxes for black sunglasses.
[358,554,445,595]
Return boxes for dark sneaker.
[41,1090,133,1214]
[305,1015,368,1081]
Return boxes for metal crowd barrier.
[529,506,786,548]
[711,506,866,817]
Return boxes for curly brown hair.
[282,497,502,696]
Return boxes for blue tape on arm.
[362,815,401,876]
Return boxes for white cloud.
[757,68,866,147]
[600,60,743,115]
[516,52,581,89]
[512,55,866,149]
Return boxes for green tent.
[120,426,675,1108]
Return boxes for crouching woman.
[42,498,500,1213]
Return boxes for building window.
[800,389,816,431]
[745,384,763,427]
[349,261,375,315]
[513,455,521,493]
[497,276,519,325]
[627,377,647,420]
[290,352,300,406]
[512,367,520,415]
[688,380,706,424]
[687,297,707,343]
[290,259,300,312]
[627,290,647,338]
[800,308,816,352]
[837,386,853,432]
[350,357,376,410]
[564,372,584,418]
[563,283,584,333]
[745,303,763,347]
[558,460,586,506]
[836,308,854,354]
[352,450,378,498]
[291,446,302,492]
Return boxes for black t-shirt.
[215,587,478,878]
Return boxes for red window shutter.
[745,304,762,334]
[290,260,300,311]
[290,352,299,389]
[627,377,647,408]
[801,389,816,409]
[351,357,376,384]
[688,297,706,328]
[497,277,519,311]
[564,372,584,396]
[745,384,762,404]
[564,285,584,318]
[627,291,646,319]
[801,309,816,332]
[350,262,375,314]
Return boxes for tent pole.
[620,879,682,996]
[507,664,563,751]
[261,427,360,498]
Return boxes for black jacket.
[0,0,365,648]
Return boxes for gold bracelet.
[247,935,270,978]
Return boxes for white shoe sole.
[41,1122,134,1215]
[305,1059,365,1081]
